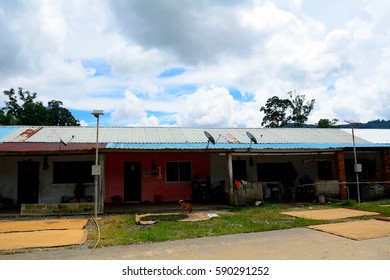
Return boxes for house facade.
[1,126,390,213]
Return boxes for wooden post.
[335,151,348,200]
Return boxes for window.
[318,161,333,180]
[257,162,297,182]
[166,161,192,182]
[345,158,377,181]
[53,161,94,184]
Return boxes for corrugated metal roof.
[0,142,105,153]
[0,127,19,141]
[1,126,389,153]
[0,126,371,144]
[342,129,390,144]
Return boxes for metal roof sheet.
[0,142,105,153]
[342,129,390,144]
[0,127,19,141]
[0,126,385,150]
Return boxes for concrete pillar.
[227,153,235,205]
[99,153,105,213]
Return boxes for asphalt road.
[1,227,389,260]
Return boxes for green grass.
[87,204,330,248]
[87,201,390,249]
[340,200,390,216]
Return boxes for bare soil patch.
[135,212,219,225]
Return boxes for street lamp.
[91,109,104,218]
[345,120,361,203]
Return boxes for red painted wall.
[105,152,210,203]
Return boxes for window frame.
[165,161,192,182]
[53,161,94,184]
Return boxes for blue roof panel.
[106,142,390,150]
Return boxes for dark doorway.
[233,160,247,181]
[17,160,40,204]
[124,161,142,202]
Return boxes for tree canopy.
[259,96,292,128]
[1,88,79,126]
[317,118,340,128]
[260,91,315,128]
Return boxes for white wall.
[40,154,96,203]
[0,156,18,201]
[0,154,95,204]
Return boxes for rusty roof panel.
[18,127,43,141]
[0,142,106,153]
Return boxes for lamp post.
[91,110,104,218]
[345,120,361,203]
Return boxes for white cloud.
[1,0,390,127]
[108,40,172,78]
[110,90,160,126]
[174,86,259,128]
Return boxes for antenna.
[246,131,258,144]
[246,131,260,148]
[56,132,68,146]
[204,131,216,149]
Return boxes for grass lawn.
[87,201,390,249]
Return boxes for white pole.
[351,125,361,203]
[94,115,100,219]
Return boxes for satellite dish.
[246,131,258,144]
[56,133,68,146]
[204,131,216,148]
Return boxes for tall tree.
[260,91,315,128]
[317,118,340,128]
[2,87,80,126]
[47,100,79,126]
[0,109,13,125]
[260,96,292,128]
[288,91,315,127]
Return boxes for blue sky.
[1,0,390,127]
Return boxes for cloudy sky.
[1,0,390,127]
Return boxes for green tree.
[260,91,315,128]
[260,96,292,127]
[0,109,13,125]
[317,118,340,128]
[47,100,79,126]
[288,91,315,127]
[3,88,19,123]
[2,87,79,126]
